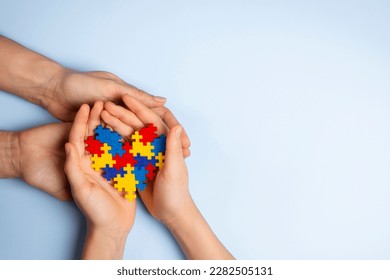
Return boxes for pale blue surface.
[0,0,389,259]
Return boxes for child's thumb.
[164,125,184,167]
[64,142,84,187]
[64,143,76,174]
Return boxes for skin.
[102,96,235,260]
[0,101,194,259]
[0,34,190,148]
[64,103,136,259]
[0,34,228,259]
[0,34,190,199]
[0,124,72,201]
[0,35,164,121]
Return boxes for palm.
[19,123,71,200]
[72,155,136,232]
[138,162,189,224]
[64,103,136,233]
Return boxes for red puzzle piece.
[145,163,157,181]
[85,136,104,156]
[139,123,158,145]
[113,142,137,170]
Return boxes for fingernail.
[175,126,182,137]
[154,96,167,103]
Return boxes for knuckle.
[103,71,118,80]
[135,88,145,98]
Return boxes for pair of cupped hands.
[13,70,192,245]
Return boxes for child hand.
[102,96,192,226]
[102,96,234,260]
[64,101,136,259]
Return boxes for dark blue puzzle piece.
[102,165,127,181]
[134,154,157,168]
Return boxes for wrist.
[89,224,130,241]
[35,61,67,111]
[0,131,21,178]
[0,36,65,111]
[164,200,234,260]
[82,225,129,260]
[164,200,200,232]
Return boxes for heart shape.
[85,123,166,202]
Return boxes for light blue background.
[0,0,389,259]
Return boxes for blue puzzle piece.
[136,182,147,191]
[95,125,122,150]
[151,134,166,155]
[108,145,125,157]
[132,167,148,191]
[102,165,126,181]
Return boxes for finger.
[87,71,165,107]
[151,106,191,149]
[137,182,156,217]
[119,83,167,108]
[104,123,114,132]
[183,148,191,158]
[69,104,90,157]
[101,109,135,140]
[164,125,184,169]
[104,101,144,131]
[87,101,104,136]
[122,95,168,135]
[64,143,87,189]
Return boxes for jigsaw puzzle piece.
[102,165,126,181]
[151,134,166,155]
[139,123,158,145]
[155,152,165,169]
[131,141,155,160]
[108,145,126,157]
[131,131,143,143]
[88,123,167,201]
[133,154,156,168]
[91,143,115,171]
[113,164,138,202]
[95,125,122,150]
[125,192,137,202]
[145,163,157,181]
[113,142,137,170]
[85,136,104,156]
[132,167,148,191]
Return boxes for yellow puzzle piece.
[130,131,155,160]
[155,152,165,169]
[91,143,115,171]
[113,164,138,202]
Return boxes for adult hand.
[64,102,136,259]
[47,69,166,121]
[0,35,166,122]
[16,122,72,201]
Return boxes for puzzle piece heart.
[85,123,166,202]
